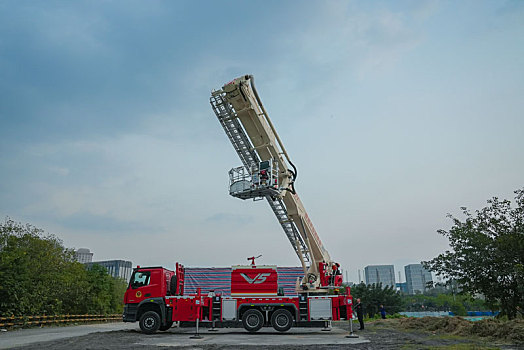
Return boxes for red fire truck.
[123,75,353,333]
[123,262,352,334]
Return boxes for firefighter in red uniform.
[260,169,269,185]
[330,263,341,284]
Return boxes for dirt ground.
[13,320,523,350]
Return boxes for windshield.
[130,271,151,289]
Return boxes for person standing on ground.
[355,298,364,330]
[380,304,386,319]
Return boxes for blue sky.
[1,0,523,283]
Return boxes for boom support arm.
[211,75,339,290]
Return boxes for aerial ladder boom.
[210,75,340,291]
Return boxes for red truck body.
[123,263,352,334]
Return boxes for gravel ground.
[12,321,523,350]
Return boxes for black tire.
[159,321,173,331]
[139,311,161,334]
[169,274,177,295]
[242,309,264,333]
[271,309,293,332]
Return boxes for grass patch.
[400,341,501,349]
[435,345,499,350]
[336,319,517,349]
[392,317,524,342]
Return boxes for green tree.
[423,188,524,319]
[351,282,402,317]
[450,300,467,316]
[84,264,114,314]
[399,291,488,314]
[60,262,91,314]
[0,218,128,316]
[0,218,74,315]
[109,277,128,314]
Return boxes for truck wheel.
[169,274,177,295]
[159,321,173,331]
[242,309,264,333]
[139,311,161,334]
[271,309,293,332]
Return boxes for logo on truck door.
[240,273,271,284]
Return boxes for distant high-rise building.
[364,265,395,287]
[86,260,133,281]
[405,264,433,294]
[75,248,93,263]
[395,282,408,293]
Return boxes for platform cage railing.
[229,159,280,200]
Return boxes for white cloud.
[275,1,435,80]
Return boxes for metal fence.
[0,314,121,327]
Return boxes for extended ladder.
[210,91,310,265]
[210,92,258,171]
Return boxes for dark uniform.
[355,301,364,330]
[380,305,386,319]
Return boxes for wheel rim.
[247,314,260,328]
[144,317,155,329]
[276,314,289,327]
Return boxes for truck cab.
[123,263,183,333]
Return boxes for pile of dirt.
[470,318,524,342]
[393,317,524,342]
[396,316,473,334]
